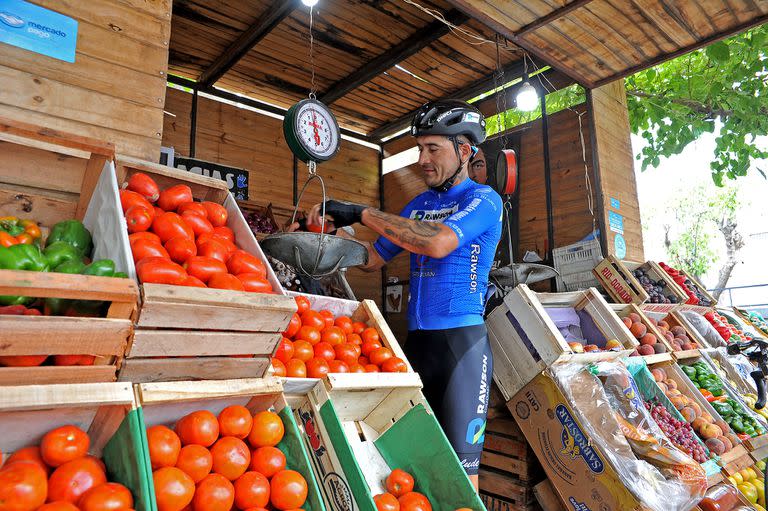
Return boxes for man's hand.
[308,200,368,228]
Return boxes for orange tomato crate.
[0,117,138,385]
[114,156,297,383]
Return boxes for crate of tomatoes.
[136,377,325,511]
[274,293,412,384]
[0,116,138,385]
[0,382,154,510]
[113,155,297,383]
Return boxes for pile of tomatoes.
[0,425,134,511]
[148,406,309,511]
[271,296,408,378]
[121,172,272,293]
[373,468,473,511]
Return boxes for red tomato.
[125,205,154,233]
[227,250,266,277]
[213,226,235,243]
[352,322,367,335]
[36,503,80,511]
[52,355,95,366]
[210,436,250,481]
[313,342,335,362]
[0,355,47,367]
[197,233,237,255]
[175,444,212,483]
[180,211,214,238]
[300,311,325,331]
[382,357,408,373]
[236,274,272,293]
[147,425,181,470]
[321,326,345,347]
[202,202,228,227]
[275,338,294,364]
[347,333,362,346]
[157,184,193,212]
[249,411,285,448]
[153,212,194,244]
[362,328,380,344]
[285,359,307,378]
[270,470,308,510]
[41,425,90,467]
[184,256,228,283]
[137,257,188,285]
[365,364,380,373]
[129,231,161,246]
[271,358,286,377]
[348,363,366,373]
[306,357,330,379]
[386,469,414,497]
[334,316,354,335]
[198,240,230,263]
[154,206,165,218]
[218,406,253,440]
[0,460,47,510]
[374,493,400,511]
[284,313,301,339]
[177,201,208,218]
[48,457,107,503]
[193,473,234,511]
[175,410,220,447]
[6,446,48,474]
[369,347,394,367]
[131,239,170,263]
[291,341,313,362]
[126,172,160,203]
[361,340,382,357]
[250,447,286,479]
[358,356,370,365]
[120,189,152,213]
[181,275,207,287]
[398,492,431,511]
[153,466,194,511]
[78,482,134,511]
[296,326,321,346]
[294,296,310,315]
[165,237,197,264]
[318,310,334,330]
[208,273,245,291]
[334,344,359,365]
[234,471,270,509]
[328,360,349,373]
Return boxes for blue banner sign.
[0,0,78,62]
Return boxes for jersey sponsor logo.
[477,354,489,414]
[460,457,480,470]
[410,206,457,222]
[469,244,481,293]
[465,417,486,444]
[555,404,604,473]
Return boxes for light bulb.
[516,81,539,112]
[302,0,319,6]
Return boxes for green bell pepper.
[45,260,84,316]
[731,418,746,433]
[45,220,93,257]
[682,366,697,380]
[82,259,115,277]
[113,272,128,278]
[53,260,86,274]
[0,244,49,305]
[43,242,82,269]
[0,218,25,237]
[712,401,734,418]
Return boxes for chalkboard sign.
[174,156,249,200]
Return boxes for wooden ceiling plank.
[591,0,661,56]
[626,0,683,47]
[551,16,637,69]
[515,0,596,37]
[591,10,768,88]
[581,3,652,60]
[318,9,469,104]
[198,0,299,87]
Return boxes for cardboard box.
[487,285,633,400]
[534,479,566,511]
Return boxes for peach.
[651,368,667,382]
[664,379,678,390]
[670,396,686,410]
[671,326,686,336]
[680,407,697,422]
[667,389,682,397]
[705,437,726,456]
[701,423,723,440]
[720,435,733,451]
[725,433,740,447]
[638,345,654,356]
[622,317,633,329]
[690,402,702,417]
[583,344,600,352]
[692,417,709,429]
[714,420,730,434]
[640,333,657,345]
[648,317,658,326]
[672,341,683,351]
[630,323,647,338]
[665,332,675,342]
[653,343,666,354]
[656,382,668,394]
[658,321,670,330]
[605,339,623,350]
[702,412,714,422]
[681,343,694,351]
[628,312,642,324]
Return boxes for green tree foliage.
[626,25,768,185]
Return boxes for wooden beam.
[318,9,469,104]
[198,0,299,87]
[443,0,595,87]
[515,0,596,37]
[590,12,768,88]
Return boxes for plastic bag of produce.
[680,310,727,348]
[551,361,706,511]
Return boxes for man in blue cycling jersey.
[306,100,502,488]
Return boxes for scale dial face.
[284,99,341,163]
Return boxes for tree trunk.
[711,218,745,300]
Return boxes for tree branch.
[627,90,734,118]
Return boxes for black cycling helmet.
[411,100,487,145]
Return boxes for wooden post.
[589,81,644,261]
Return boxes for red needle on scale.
[309,111,322,146]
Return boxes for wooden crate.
[114,156,297,382]
[480,489,538,511]
[593,256,687,307]
[678,268,718,309]
[0,116,138,384]
[286,374,483,511]
[136,377,325,511]
[237,199,280,241]
[0,382,154,510]
[534,479,566,511]
[487,285,634,401]
[642,308,706,359]
[733,306,768,337]
[609,303,672,362]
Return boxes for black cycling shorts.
[404,323,492,476]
